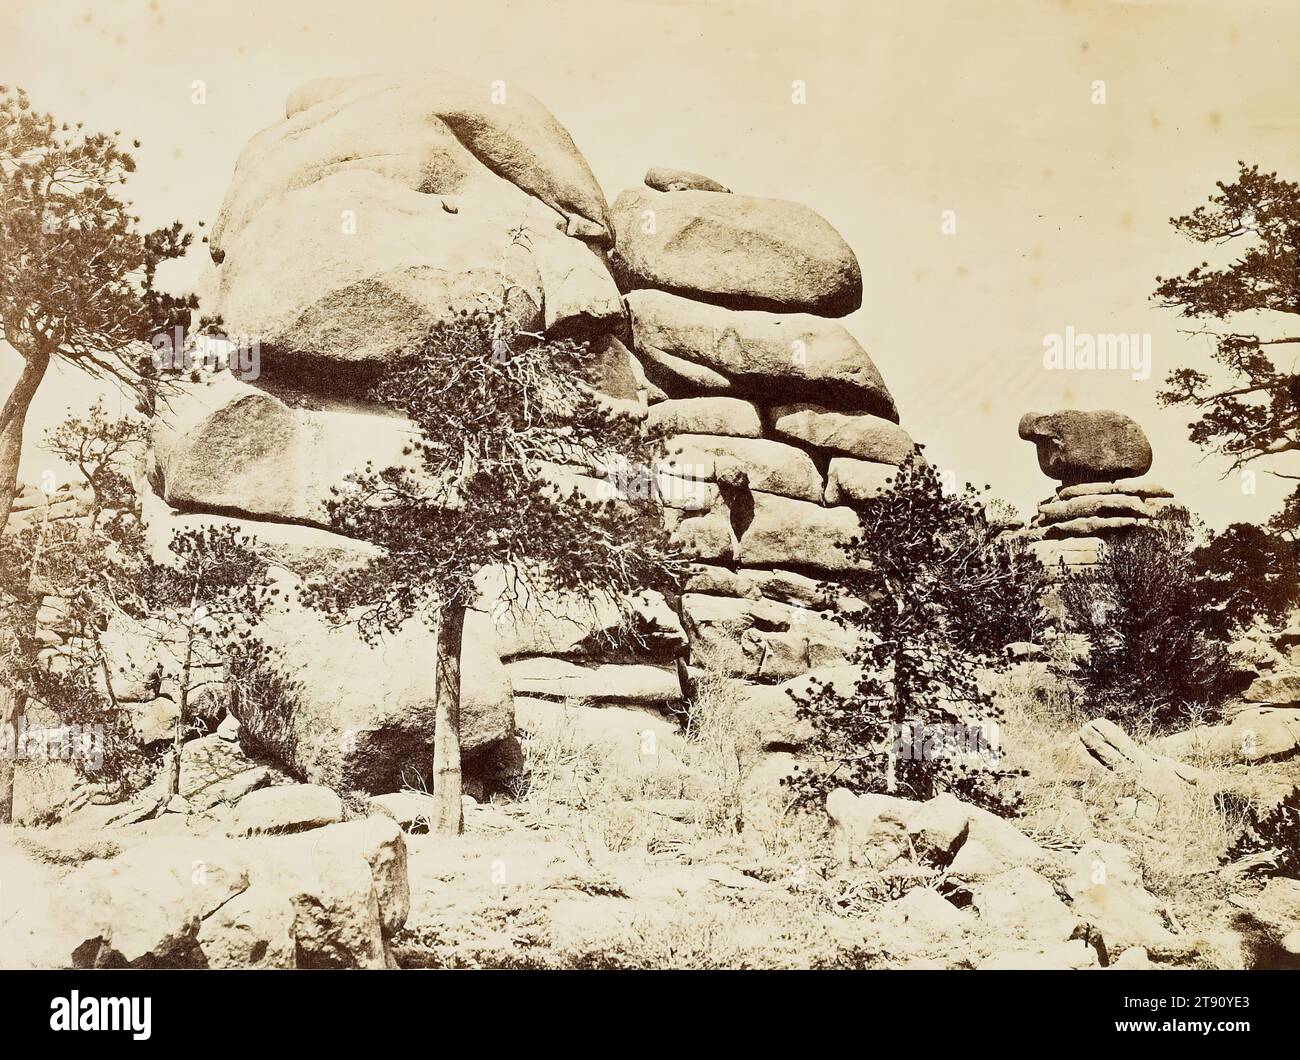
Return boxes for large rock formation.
[146,72,647,796]
[605,163,919,808]
[140,78,907,807]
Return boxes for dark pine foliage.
[787,458,1045,815]
[1059,511,1246,732]
[1226,786,1300,878]
[1153,163,1300,535]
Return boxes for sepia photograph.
[0,0,1296,1036]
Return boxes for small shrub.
[1058,510,1245,732]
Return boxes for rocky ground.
[4,659,1299,971]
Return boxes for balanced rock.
[1019,410,1153,485]
[610,187,862,316]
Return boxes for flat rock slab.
[231,784,345,836]
[771,404,916,464]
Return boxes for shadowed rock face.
[1018,409,1153,485]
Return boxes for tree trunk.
[0,686,27,824]
[167,616,198,798]
[0,348,52,536]
[0,352,51,823]
[430,601,466,836]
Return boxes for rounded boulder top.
[1018,409,1153,485]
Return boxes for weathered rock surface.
[737,493,860,571]
[208,73,621,376]
[0,817,408,969]
[1035,493,1152,524]
[610,187,862,316]
[151,371,421,528]
[177,734,286,810]
[368,791,444,833]
[626,289,894,416]
[824,788,1048,875]
[681,595,856,681]
[663,501,738,562]
[1065,841,1181,958]
[659,434,823,502]
[1026,537,1105,571]
[1243,673,1300,705]
[1056,479,1173,500]
[230,783,344,836]
[1076,718,1208,802]
[823,458,900,505]
[684,565,847,611]
[974,866,1084,944]
[1156,707,1300,761]
[503,657,682,705]
[646,396,763,438]
[473,576,687,662]
[771,404,916,464]
[1041,515,1146,540]
[1018,410,1153,485]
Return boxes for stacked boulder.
[1011,410,1179,576]
[609,169,917,706]
[142,72,642,796]
[139,73,912,802]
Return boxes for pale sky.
[4,0,1299,527]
